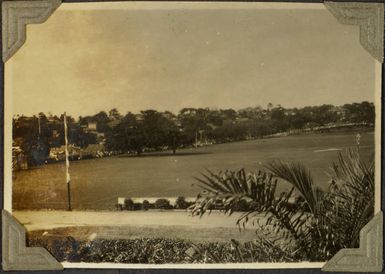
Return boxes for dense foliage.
[13,102,374,166]
[190,147,374,261]
[27,236,300,263]
[117,197,193,211]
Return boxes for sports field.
[12,131,374,210]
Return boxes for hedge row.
[116,196,253,211]
[27,236,301,263]
[116,197,193,211]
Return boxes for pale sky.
[9,3,375,117]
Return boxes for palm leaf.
[265,160,322,216]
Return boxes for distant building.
[81,121,98,134]
[87,122,97,131]
[107,119,120,128]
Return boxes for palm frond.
[264,160,322,216]
[190,169,278,217]
[191,146,375,262]
[326,148,375,248]
[191,168,312,248]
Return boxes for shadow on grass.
[118,151,212,158]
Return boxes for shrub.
[124,198,134,210]
[133,203,142,211]
[142,200,150,210]
[154,198,172,209]
[27,235,300,263]
[175,196,190,209]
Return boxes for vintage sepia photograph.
[3,1,382,268]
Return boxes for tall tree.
[105,112,144,155]
[109,108,122,121]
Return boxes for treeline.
[13,102,374,166]
[13,114,97,166]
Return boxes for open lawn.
[13,131,374,210]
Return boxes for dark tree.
[92,111,111,133]
[105,112,144,155]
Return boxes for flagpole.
[64,112,72,211]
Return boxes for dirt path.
[14,210,256,231]
[15,210,263,242]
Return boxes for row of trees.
[105,102,374,154]
[13,102,374,166]
[105,110,182,155]
[13,114,97,166]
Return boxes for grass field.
[13,131,374,210]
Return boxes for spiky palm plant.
[325,149,375,249]
[190,148,374,261]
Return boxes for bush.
[154,199,173,209]
[142,200,150,210]
[133,203,142,210]
[27,235,300,263]
[124,198,134,210]
[175,196,190,209]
